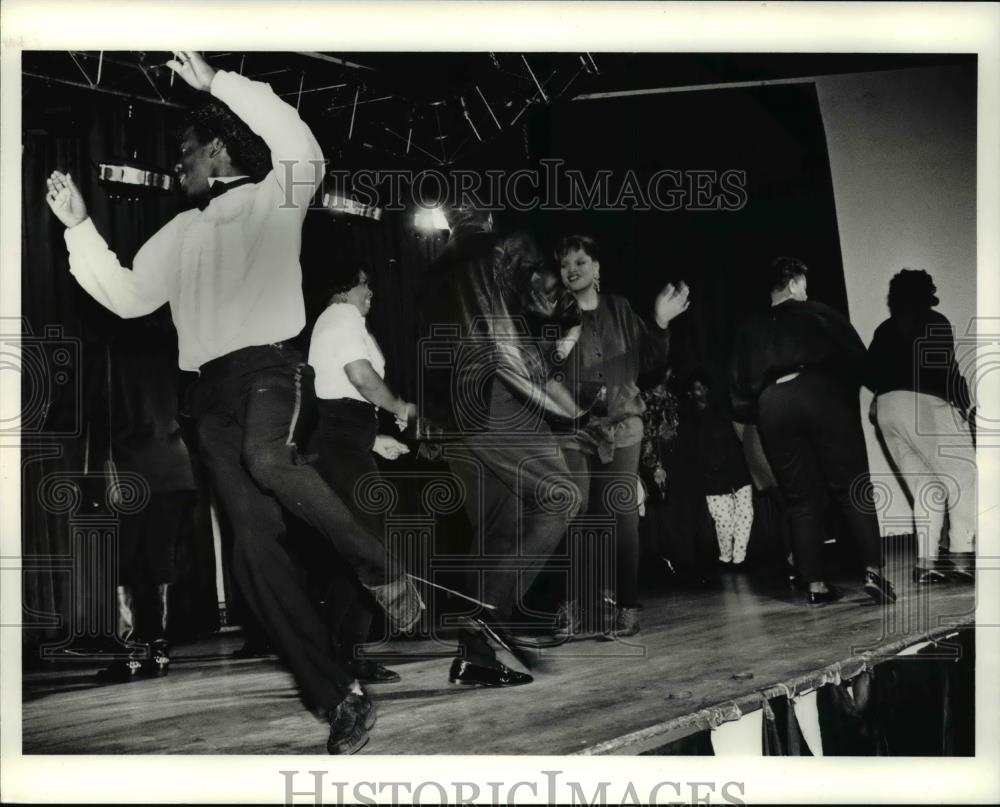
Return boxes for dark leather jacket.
[418,221,583,434]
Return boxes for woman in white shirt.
[308,264,415,683]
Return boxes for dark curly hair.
[556,234,599,262]
[327,263,369,303]
[887,268,939,314]
[184,100,272,180]
[768,256,808,293]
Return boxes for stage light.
[414,205,450,231]
[98,102,174,201]
[323,192,383,221]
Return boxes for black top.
[729,299,867,424]
[865,309,970,410]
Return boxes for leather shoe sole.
[327,722,369,755]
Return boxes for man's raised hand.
[45,171,88,229]
[166,51,216,92]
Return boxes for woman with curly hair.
[866,269,976,582]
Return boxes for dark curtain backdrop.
[508,82,847,403]
[20,74,844,653]
[20,84,206,659]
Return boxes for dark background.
[19,51,973,654]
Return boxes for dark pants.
[315,398,383,660]
[189,344,395,711]
[756,370,882,584]
[561,442,643,608]
[116,490,193,585]
[442,382,579,663]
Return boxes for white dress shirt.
[63,69,324,371]
[309,303,386,402]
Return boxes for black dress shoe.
[327,693,371,755]
[351,660,401,685]
[458,615,551,669]
[863,570,897,604]
[143,639,170,677]
[806,585,843,606]
[913,565,949,584]
[448,658,533,688]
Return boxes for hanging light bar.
[323,192,382,221]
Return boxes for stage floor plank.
[22,564,975,755]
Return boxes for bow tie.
[197,176,255,210]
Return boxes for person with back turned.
[729,257,896,606]
[865,269,976,583]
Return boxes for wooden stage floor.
[22,559,976,755]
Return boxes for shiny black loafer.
[448,658,533,688]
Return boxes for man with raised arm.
[46,51,420,754]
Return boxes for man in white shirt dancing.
[45,50,419,754]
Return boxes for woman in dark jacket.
[552,235,690,639]
[865,269,976,582]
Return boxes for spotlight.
[414,205,450,231]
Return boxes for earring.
[593,273,601,293]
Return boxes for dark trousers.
[116,490,193,585]
[561,442,643,608]
[756,370,882,583]
[189,344,395,711]
[315,398,383,660]
[442,382,579,662]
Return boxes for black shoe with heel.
[457,614,553,670]
[448,658,533,688]
[863,570,897,604]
